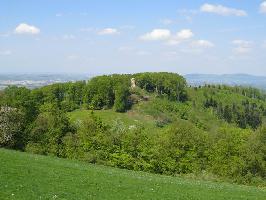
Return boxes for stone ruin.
[131,78,136,89]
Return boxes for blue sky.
[0,0,266,75]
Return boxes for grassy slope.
[69,109,155,127]
[1,149,266,200]
[68,105,161,133]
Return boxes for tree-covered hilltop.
[1,72,266,186]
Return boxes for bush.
[151,120,208,174]
[0,106,25,149]
[114,86,130,112]
[208,126,251,180]
[25,142,45,154]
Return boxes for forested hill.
[1,72,266,186]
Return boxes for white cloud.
[14,23,40,35]
[62,34,76,40]
[160,19,173,25]
[176,29,194,40]
[232,40,253,54]
[177,9,198,23]
[98,28,120,35]
[191,40,214,48]
[80,27,95,32]
[179,48,203,54]
[120,25,135,30]
[200,4,247,16]
[178,9,198,15]
[166,39,182,46]
[67,54,79,60]
[118,46,134,52]
[260,1,266,13]
[166,29,194,45]
[233,47,250,54]
[0,50,12,56]
[140,29,171,41]
[136,50,151,56]
[80,12,88,16]
[140,29,193,44]
[262,41,266,48]
[56,13,63,17]
[164,51,178,56]
[163,51,179,60]
[232,40,252,46]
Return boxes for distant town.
[0,74,92,90]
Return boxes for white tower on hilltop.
[131,78,136,89]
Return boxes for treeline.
[0,72,186,113]
[197,84,266,101]
[204,97,263,129]
[189,84,266,130]
[134,72,187,101]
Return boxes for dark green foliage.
[114,86,131,112]
[26,108,74,156]
[134,72,187,101]
[84,76,115,109]
[35,81,86,111]
[204,96,262,129]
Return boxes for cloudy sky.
[1,0,266,75]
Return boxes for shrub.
[0,106,25,149]
[114,86,130,112]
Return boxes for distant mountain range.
[185,74,266,90]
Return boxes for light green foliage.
[209,127,251,179]
[0,107,25,148]
[2,86,38,123]
[151,121,208,174]
[68,109,157,131]
[244,127,266,180]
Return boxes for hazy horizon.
[2,72,266,78]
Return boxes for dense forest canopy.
[1,72,266,186]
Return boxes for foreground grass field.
[0,149,266,200]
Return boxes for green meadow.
[1,148,266,200]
